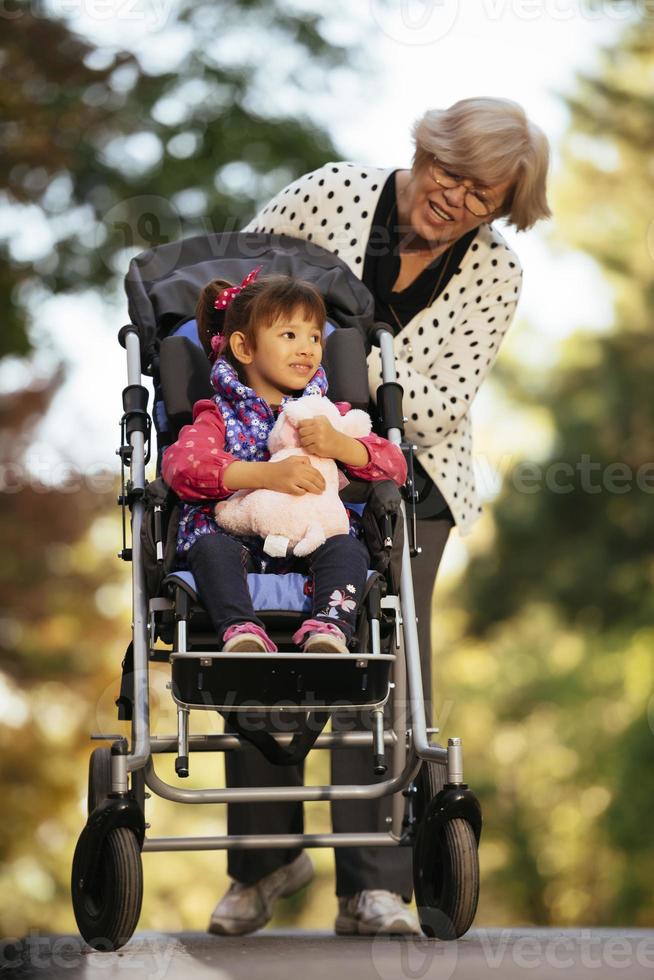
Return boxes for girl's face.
[230,310,323,403]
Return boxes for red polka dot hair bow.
[213,265,263,310]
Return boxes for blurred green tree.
[1,0,351,357]
[0,0,356,936]
[445,15,654,926]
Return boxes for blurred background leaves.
[451,12,654,927]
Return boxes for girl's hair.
[196,273,327,380]
[410,97,552,232]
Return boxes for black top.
[362,170,477,522]
[362,169,478,331]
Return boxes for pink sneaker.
[292,619,349,654]
[223,622,278,653]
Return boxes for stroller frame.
[72,313,482,949]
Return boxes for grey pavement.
[5,928,654,980]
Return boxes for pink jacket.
[162,398,407,501]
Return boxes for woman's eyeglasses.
[428,156,497,218]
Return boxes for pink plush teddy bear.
[214,394,372,557]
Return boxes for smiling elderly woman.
[210,97,552,938]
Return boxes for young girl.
[161,267,407,654]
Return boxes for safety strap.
[221,709,331,766]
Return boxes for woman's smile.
[426,199,455,223]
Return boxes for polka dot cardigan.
[241,161,523,537]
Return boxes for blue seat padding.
[166,566,375,613]
[172,318,201,345]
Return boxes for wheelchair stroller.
[71,231,482,950]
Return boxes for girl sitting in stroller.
[161,267,407,654]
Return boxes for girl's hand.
[265,456,326,495]
[296,417,344,459]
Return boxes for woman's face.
[403,161,514,248]
[231,311,323,402]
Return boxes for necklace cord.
[384,199,455,333]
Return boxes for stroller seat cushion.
[164,567,376,616]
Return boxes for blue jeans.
[186,529,370,643]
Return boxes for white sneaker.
[207,852,314,936]
[335,889,421,936]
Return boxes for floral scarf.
[210,356,328,459]
[175,358,329,559]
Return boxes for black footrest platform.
[170,652,395,711]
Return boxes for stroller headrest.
[159,336,213,438]
[125,232,377,371]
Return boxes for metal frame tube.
[147,732,397,752]
[377,329,448,767]
[143,832,403,852]
[111,751,128,795]
[447,737,464,784]
[390,608,409,837]
[177,707,189,759]
[124,329,152,774]
[143,750,420,805]
[371,707,386,770]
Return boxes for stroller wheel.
[71,826,143,951]
[413,758,446,824]
[87,748,112,816]
[413,814,480,939]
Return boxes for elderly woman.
[209,97,551,937]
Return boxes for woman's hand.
[296,417,344,459]
[264,456,326,495]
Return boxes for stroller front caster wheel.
[413,815,480,939]
[87,748,113,815]
[413,759,446,823]
[71,826,143,951]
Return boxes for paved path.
[7,928,654,979]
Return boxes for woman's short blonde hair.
[411,97,552,232]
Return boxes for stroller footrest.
[169,652,394,710]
